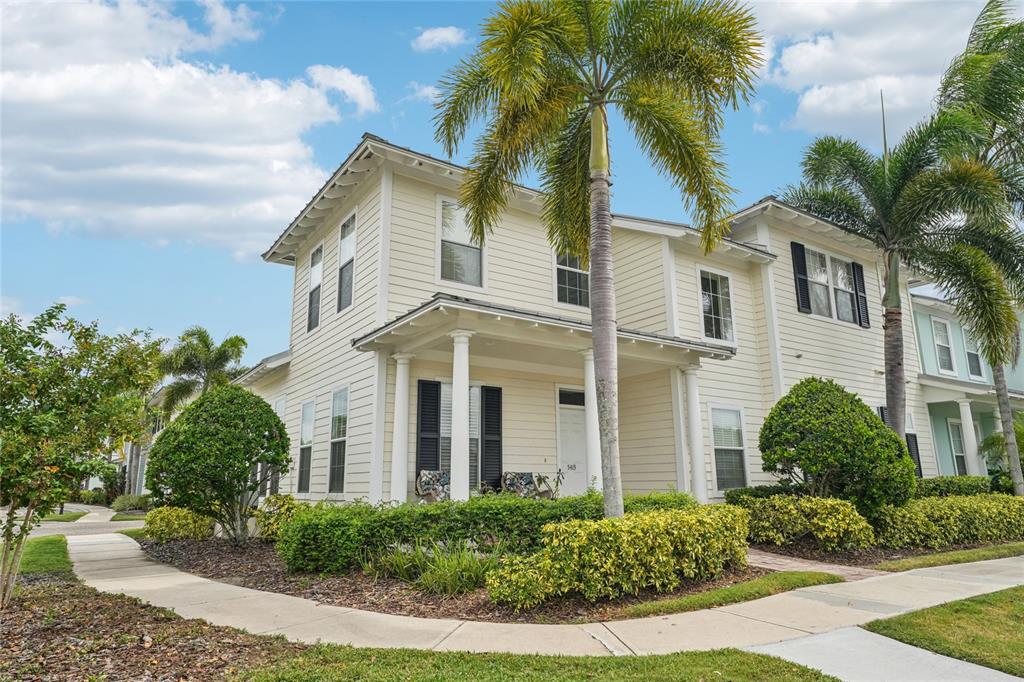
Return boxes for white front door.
[558,402,588,496]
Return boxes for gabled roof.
[233,349,291,387]
[729,194,875,248]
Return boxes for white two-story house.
[234,133,945,505]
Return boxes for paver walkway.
[67,533,1024,666]
[747,548,887,581]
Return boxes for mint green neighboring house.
[913,293,1024,477]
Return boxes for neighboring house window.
[307,245,323,332]
[790,242,870,327]
[700,270,734,342]
[556,253,589,307]
[439,199,482,287]
[329,387,348,493]
[711,407,746,490]
[964,334,984,379]
[931,318,956,374]
[337,214,356,312]
[948,419,968,476]
[297,400,314,493]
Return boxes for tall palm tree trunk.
[883,252,907,439]
[993,364,1024,495]
[589,109,624,518]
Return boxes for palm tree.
[434,0,761,516]
[159,326,247,415]
[980,411,1024,479]
[939,0,1024,495]
[783,109,1018,442]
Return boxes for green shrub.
[913,476,991,498]
[874,494,1024,549]
[78,489,105,505]
[486,506,748,610]
[253,494,309,541]
[111,494,151,512]
[622,490,697,512]
[143,506,213,542]
[739,496,875,552]
[362,541,501,595]
[277,501,379,573]
[723,482,808,506]
[759,377,917,518]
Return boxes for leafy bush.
[622,490,697,512]
[486,506,748,610]
[723,482,809,505]
[361,541,501,595]
[759,377,917,517]
[143,506,213,542]
[913,476,991,498]
[111,494,151,512]
[77,489,105,505]
[146,385,289,543]
[253,494,309,541]
[874,494,1024,549]
[739,496,875,552]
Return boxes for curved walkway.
[67,533,1024,662]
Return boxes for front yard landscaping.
[110,512,147,521]
[864,585,1024,677]
[872,541,1024,572]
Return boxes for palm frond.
[162,378,199,415]
[209,335,247,371]
[951,219,1024,301]
[540,106,592,260]
[434,54,499,157]
[891,157,1009,234]
[801,136,887,215]
[781,184,879,243]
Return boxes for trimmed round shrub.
[759,377,916,517]
[913,476,990,498]
[143,506,213,542]
[739,495,875,552]
[874,494,1024,549]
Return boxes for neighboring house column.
[389,354,414,503]
[683,367,709,503]
[581,349,602,491]
[449,330,474,501]
[958,399,981,476]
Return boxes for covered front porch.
[354,293,734,502]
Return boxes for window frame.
[552,250,590,310]
[337,209,357,314]
[802,245,865,328]
[963,333,986,381]
[297,399,315,494]
[695,264,738,346]
[707,403,748,493]
[432,376,485,490]
[930,316,958,376]
[435,195,486,292]
[306,241,325,333]
[328,384,349,495]
[947,418,968,476]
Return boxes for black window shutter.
[852,262,870,328]
[481,386,503,490]
[905,433,923,477]
[790,242,812,313]
[416,380,441,472]
[877,406,889,427]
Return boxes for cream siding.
[612,229,669,334]
[619,369,678,492]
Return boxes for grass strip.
[618,571,843,619]
[111,512,147,521]
[872,542,1024,572]
[118,528,147,540]
[20,535,73,575]
[864,585,1024,677]
[40,511,87,522]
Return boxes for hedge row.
[912,476,990,498]
[722,483,808,506]
[738,495,874,552]
[486,505,749,610]
[874,494,1024,549]
[276,491,696,572]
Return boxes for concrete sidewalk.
[67,533,1024,664]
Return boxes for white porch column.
[683,367,709,503]
[581,349,602,491]
[449,330,474,501]
[388,354,414,503]
[958,399,981,476]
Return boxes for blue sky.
[0,0,996,365]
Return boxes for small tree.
[146,384,289,544]
[759,377,916,518]
[1,305,161,609]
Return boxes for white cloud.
[0,296,21,318]
[411,26,469,52]
[0,1,379,258]
[307,65,380,115]
[57,296,88,307]
[405,81,441,102]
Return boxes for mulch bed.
[751,540,1010,566]
[1,574,304,681]
[140,539,770,624]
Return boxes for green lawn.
[619,571,843,619]
[20,535,73,575]
[118,528,147,540]
[240,644,837,681]
[872,542,1024,572]
[111,512,147,521]
[864,585,1024,677]
[40,511,87,522]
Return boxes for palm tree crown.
[159,326,247,415]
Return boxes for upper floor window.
[556,253,589,307]
[439,199,482,287]
[931,317,956,374]
[307,245,323,332]
[329,387,349,493]
[710,406,746,490]
[964,334,985,380]
[700,269,734,342]
[337,214,356,312]
[829,256,857,324]
[791,242,870,328]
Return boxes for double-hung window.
[700,270,735,342]
[792,242,870,327]
[556,253,589,307]
[307,245,323,332]
[964,334,984,379]
[711,407,746,490]
[829,256,857,324]
[805,248,832,318]
[297,400,314,493]
[439,383,482,487]
[931,318,956,374]
[439,199,482,287]
[337,214,355,312]
[329,387,348,493]
[948,420,968,476]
